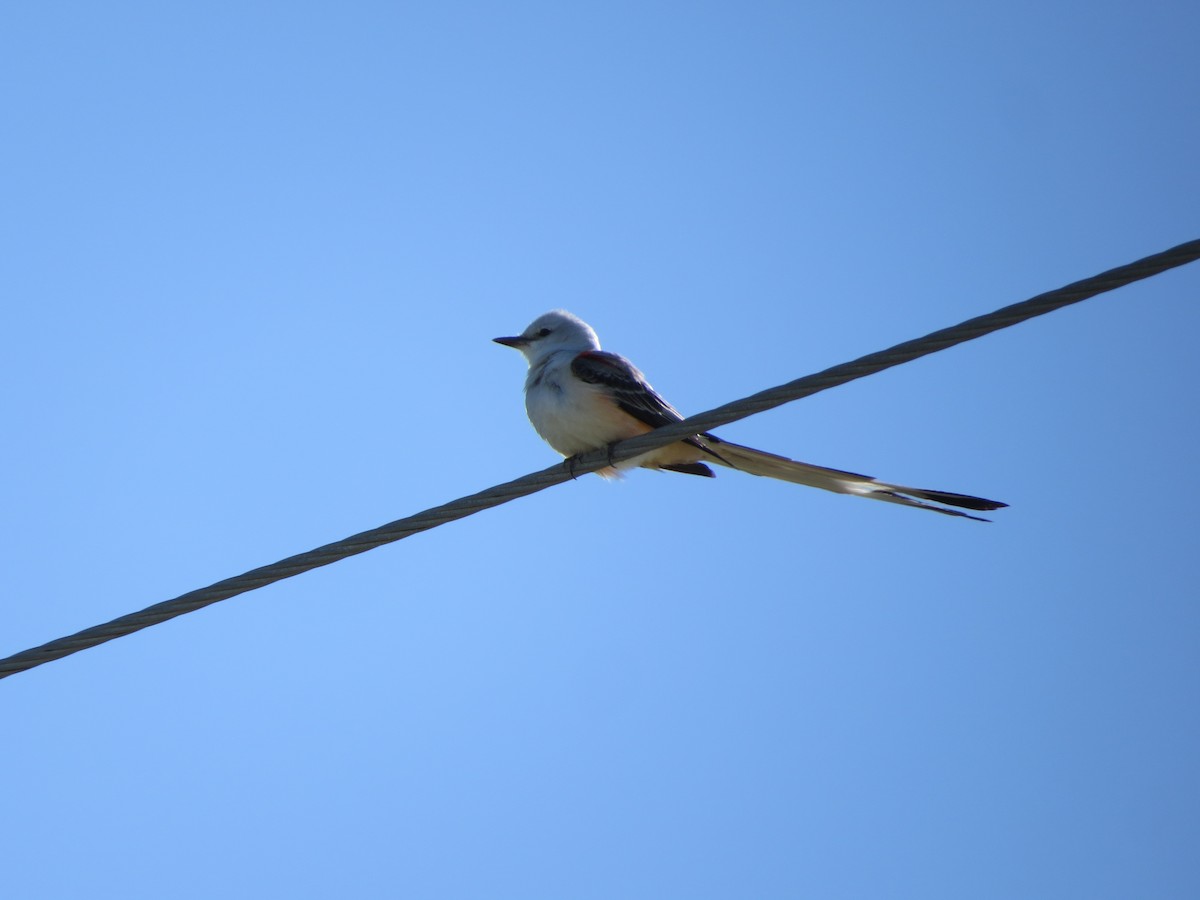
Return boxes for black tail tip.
[661,463,716,478]
[913,489,1007,512]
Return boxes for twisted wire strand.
[2,239,1197,679]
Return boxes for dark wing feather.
[571,350,684,429]
[571,350,729,467]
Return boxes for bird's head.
[494,310,601,363]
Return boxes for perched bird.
[495,310,1006,521]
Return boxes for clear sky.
[3,2,1198,898]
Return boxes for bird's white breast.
[524,353,649,457]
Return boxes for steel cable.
[2,239,1197,679]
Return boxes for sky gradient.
[3,3,1199,898]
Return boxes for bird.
[494,310,1006,521]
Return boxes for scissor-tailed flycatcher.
[495,310,1006,521]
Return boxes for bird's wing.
[570,350,685,429]
[570,350,719,477]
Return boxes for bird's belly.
[526,379,649,457]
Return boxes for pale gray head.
[493,310,601,363]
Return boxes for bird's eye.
[537,327,552,337]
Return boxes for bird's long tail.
[701,437,1007,522]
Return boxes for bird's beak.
[493,335,528,348]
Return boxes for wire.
[3,239,1198,680]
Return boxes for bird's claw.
[563,443,619,480]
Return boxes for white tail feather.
[703,439,1005,521]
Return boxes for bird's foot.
[564,455,581,480]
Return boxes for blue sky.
[3,2,1198,897]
